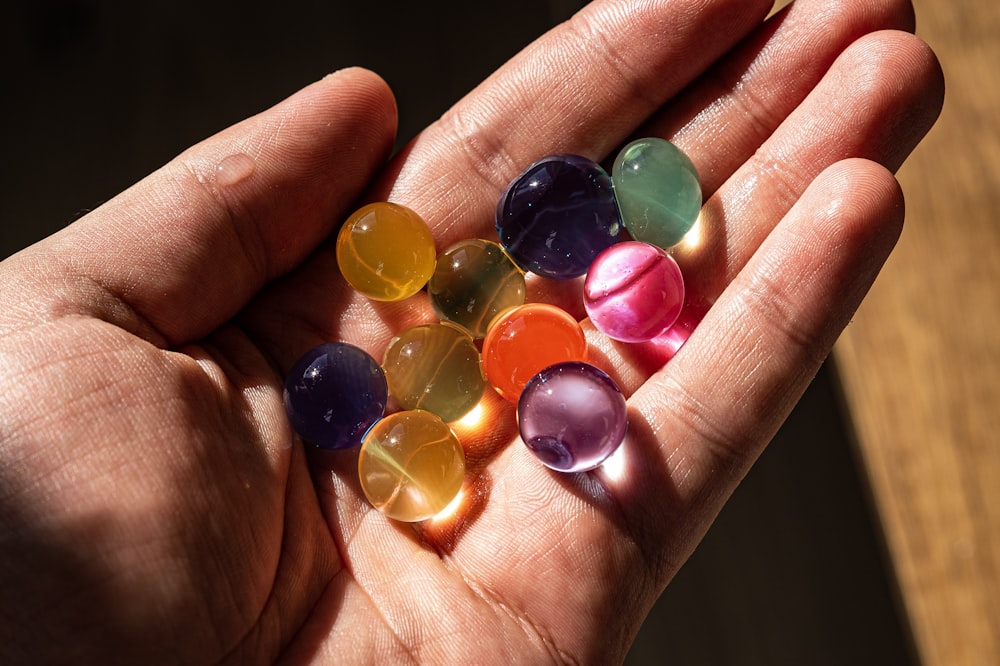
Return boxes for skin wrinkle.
[499,505,610,659]
[666,0,918,195]
[383,0,772,228]
[436,104,522,199]
[0,328,166,445]
[643,371,748,482]
[324,566,418,665]
[666,161,903,491]
[452,548,573,663]
[676,31,934,314]
[5,252,168,347]
[561,8,664,120]
[226,462,316,663]
[340,509,421,630]
[75,200,239,347]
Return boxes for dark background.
[1,1,914,663]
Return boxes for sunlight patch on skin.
[674,209,705,253]
[597,440,628,484]
[430,488,467,523]
[455,402,485,430]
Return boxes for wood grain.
[834,0,1000,663]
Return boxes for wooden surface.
[833,0,1000,664]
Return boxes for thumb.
[2,67,397,347]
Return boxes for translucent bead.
[481,303,587,402]
[336,202,437,301]
[283,342,387,450]
[428,239,526,339]
[496,154,621,279]
[517,362,627,473]
[583,241,685,342]
[359,410,465,522]
[382,323,485,422]
[612,137,701,248]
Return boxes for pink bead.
[583,241,684,343]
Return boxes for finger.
[678,29,944,314]
[384,0,920,323]
[379,0,774,247]
[594,28,944,390]
[2,68,397,347]
[244,0,774,371]
[647,0,917,195]
[621,158,905,566]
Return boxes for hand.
[0,0,942,663]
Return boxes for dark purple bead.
[283,342,387,450]
[496,154,621,280]
[517,361,628,472]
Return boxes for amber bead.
[359,410,465,522]
[336,202,437,301]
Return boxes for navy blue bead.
[283,342,387,450]
[496,154,621,279]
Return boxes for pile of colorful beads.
[283,137,701,522]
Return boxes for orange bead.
[481,303,587,401]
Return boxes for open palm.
[0,0,942,663]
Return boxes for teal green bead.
[612,137,702,248]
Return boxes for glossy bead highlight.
[517,361,627,473]
[428,239,526,338]
[283,342,387,450]
[583,241,685,342]
[382,323,486,422]
[612,137,702,248]
[482,303,587,401]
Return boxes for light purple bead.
[517,362,627,473]
[583,241,684,343]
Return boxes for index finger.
[380,0,773,247]
[248,0,773,369]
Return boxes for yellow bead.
[358,410,465,522]
[382,323,485,422]
[336,202,437,301]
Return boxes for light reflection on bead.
[359,410,465,522]
[283,342,387,450]
[517,361,627,473]
[583,241,684,342]
[496,154,621,279]
[612,137,702,248]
